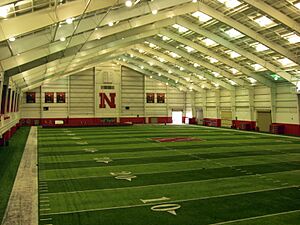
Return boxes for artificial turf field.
[37,125,300,225]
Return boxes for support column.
[215,89,220,119]
[270,86,277,123]
[248,87,255,121]
[230,89,236,120]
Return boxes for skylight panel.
[251,42,269,52]
[212,71,222,78]
[225,50,241,58]
[229,68,239,74]
[202,38,218,47]
[191,11,212,23]
[254,16,275,27]
[294,2,300,9]
[207,56,219,63]
[247,77,257,84]
[0,5,11,18]
[184,46,196,53]
[251,64,266,71]
[225,28,244,39]
[172,24,189,33]
[218,0,241,9]
[282,33,300,44]
[277,58,297,67]
[168,51,181,58]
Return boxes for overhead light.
[175,80,178,83]
[202,38,218,47]
[191,11,212,23]
[150,75,153,79]
[152,9,158,15]
[225,28,244,39]
[140,66,144,69]
[8,37,16,42]
[158,73,161,76]
[158,57,166,63]
[294,2,300,9]
[95,27,98,31]
[108,22,114,27]
[125,0,133,7]
[66,18,74,24]
[60,37,66,42]
[192,0,198,2]
[218,0,241,9]
[254,16,274,27]
[227,79,237,86]
[172,24,189,33]
[0,5,10,18]
[283,33,300,44]
[168,70,172,74]
[180,67,185,71]
[277,57,297,67]
[166,82,169,86]
[138,49,145,53]
[149,43,158,49]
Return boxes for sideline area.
[1,127,38,225]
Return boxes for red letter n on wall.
[99,93,116,108]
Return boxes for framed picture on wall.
[56,92,66,103]
[45,92,54,103]
[146,93,155,103]
[157,93,165,103]
[26,92,36,103]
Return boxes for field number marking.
[140,197,170,204]
[94,157,112,164]
[110,171,137,181]
[151,204,181,216]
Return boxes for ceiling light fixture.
[125,0,133,7]
[66,18,74,24]
[8,36,16,42]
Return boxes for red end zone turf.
[151,137,203,142]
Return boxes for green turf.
[0,127,30,223]
[37,125,300,225]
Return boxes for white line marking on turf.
[191,125,300,140]
[209,209,300,224]
[40,218,52,221]
[40,185,298,216]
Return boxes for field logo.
[99,93,116,108]
[111,171,137,181]
[140,197,181,216]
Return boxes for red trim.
[120,117,145,124]
[232,120,256,131]
[271,123,300,136]
[157,117,172,124]
[203,118,221,127]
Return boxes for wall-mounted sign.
[146,93,155,103]
[45,92,54,103]
[157,93,165,103]
[99,93,116,108]
[26,92,36,103]
[56,92,66,103]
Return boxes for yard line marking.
[209,209,300,224]
[41,185,298,216]
[40,200,50,203]
[40,208,51,211]
[40,218,52,221]
[40,171,300,196]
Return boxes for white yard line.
[210,209,300,225]
[1,127,38,225]
[41,185,298,216]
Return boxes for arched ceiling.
[0,0,299,92]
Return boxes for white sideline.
[1,127,38,225]
[191,125,300,140]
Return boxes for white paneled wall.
[69,69,94,118]
[20,63,300,125]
